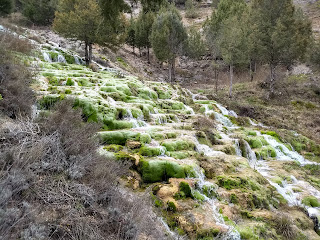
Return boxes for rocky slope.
[2,24,320,240]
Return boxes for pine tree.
[126,18,137,54]
[205,0,248,98]
[135,11,155,63]
[250,0,312,97]
[185,27,206,59]
[0,0,14,16]
[150,5,187,82]
[21,0,57,25]
[141,0,166,13]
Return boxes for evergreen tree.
[150,5,187,82]
[185,27,206,59]
[141,0,166,13]
[54,0,106,65]
[250,0,312,97]
[21,0,57,25]
[0,0,14,16]
[126,18,137,54]
[135,11,155,63]
[205,0,248,98]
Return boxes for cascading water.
[193,136,224,157]
[184,105,195,115]
[243,140,257,168]
[42,52,52,62]
[215,103,230,116]
[234,139,242,157]
[57,54,66,63]
[191,167,241,240]
[203,105,234,128]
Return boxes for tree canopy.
[150,5,187,82]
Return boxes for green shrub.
[302,196,320,207]
[38,95,62,109]
[197,228,220,239]
[99,131,140,145]
[0,0,14,15]
[22,0,57,25]
[179,182,192,198]
[48,76,59,86]
[230,193,238,204]
[65,89,72,94]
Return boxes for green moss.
[302,196,320,207]
[217,176,256,190]
[246,136,268,149]
[239,227,258,240]
[154,86,172,99]
[197,228,220,239]
[261,130,281,142]
[101,86,117,92]
[138,88,158,100]
[255,146,277,159]
[115,151,136,162]
[103,119,133,130]
[63,53,76,64]
[66,78,75,86]
[168,151,192,159]
[48,76,59,86]
[180,182,192,197]
[74,99,101,122]
[167,201,177,212]
[201,185,217,199]
[78,78,91,87]
[99,131,140,145]
[247,131,257,136]
[104,144,123,152]
[162,140,195,152]
[192,190,205,201]
[230,193,238,204]
[65,89,72,94]
[140,133,152,144]
[150,132,165,140]
[139,160,188,183]
[131,108,143,118]
[139,146,163,157]
[165,132,177,139]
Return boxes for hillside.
[0,22,318,239]
[0,0,320,239]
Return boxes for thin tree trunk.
[250,60,254,82]
[172,58,175,82]
[168,61,172,83]
[215,68,219,94]
[168,58,175,83]
[147,47,150,64]
[89,43,92,64]
[269,63,276,98]
[229,65,233,98]
[85,42,89,65]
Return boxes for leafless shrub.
[0,32,35,118]
[0,101,169,240]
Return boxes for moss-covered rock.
[162,140,195,152]
[140,133,152,144]
[104,144,123,152]
[139,146,164,157]
[99,131,140,145]
[139,160,189,183]
[302,196,320,207]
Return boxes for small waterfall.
[262,135,315,165]
[42,52,52,62]
[74,56,80,65]
[107,97,117,107]
[243,140,257,168]
[234,139,242,156]
[184,105,195,115]
[229,110,238,118]
[215,103,229,116]
[194,137,223,157]
[57,54,66,63]
[203,105,234,128]
[191,167,241,240]
[152,114,168,125]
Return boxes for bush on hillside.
[21,0,57,25]
[0,32,34,118]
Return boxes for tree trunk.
[250,60,254,82]
[214,68,219,94]
[269,63,276,98]
[168,58,175,83]
[147,47,150,64]
[88,43,92,64]
[229,64,233,98]
[85,42,89,65]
